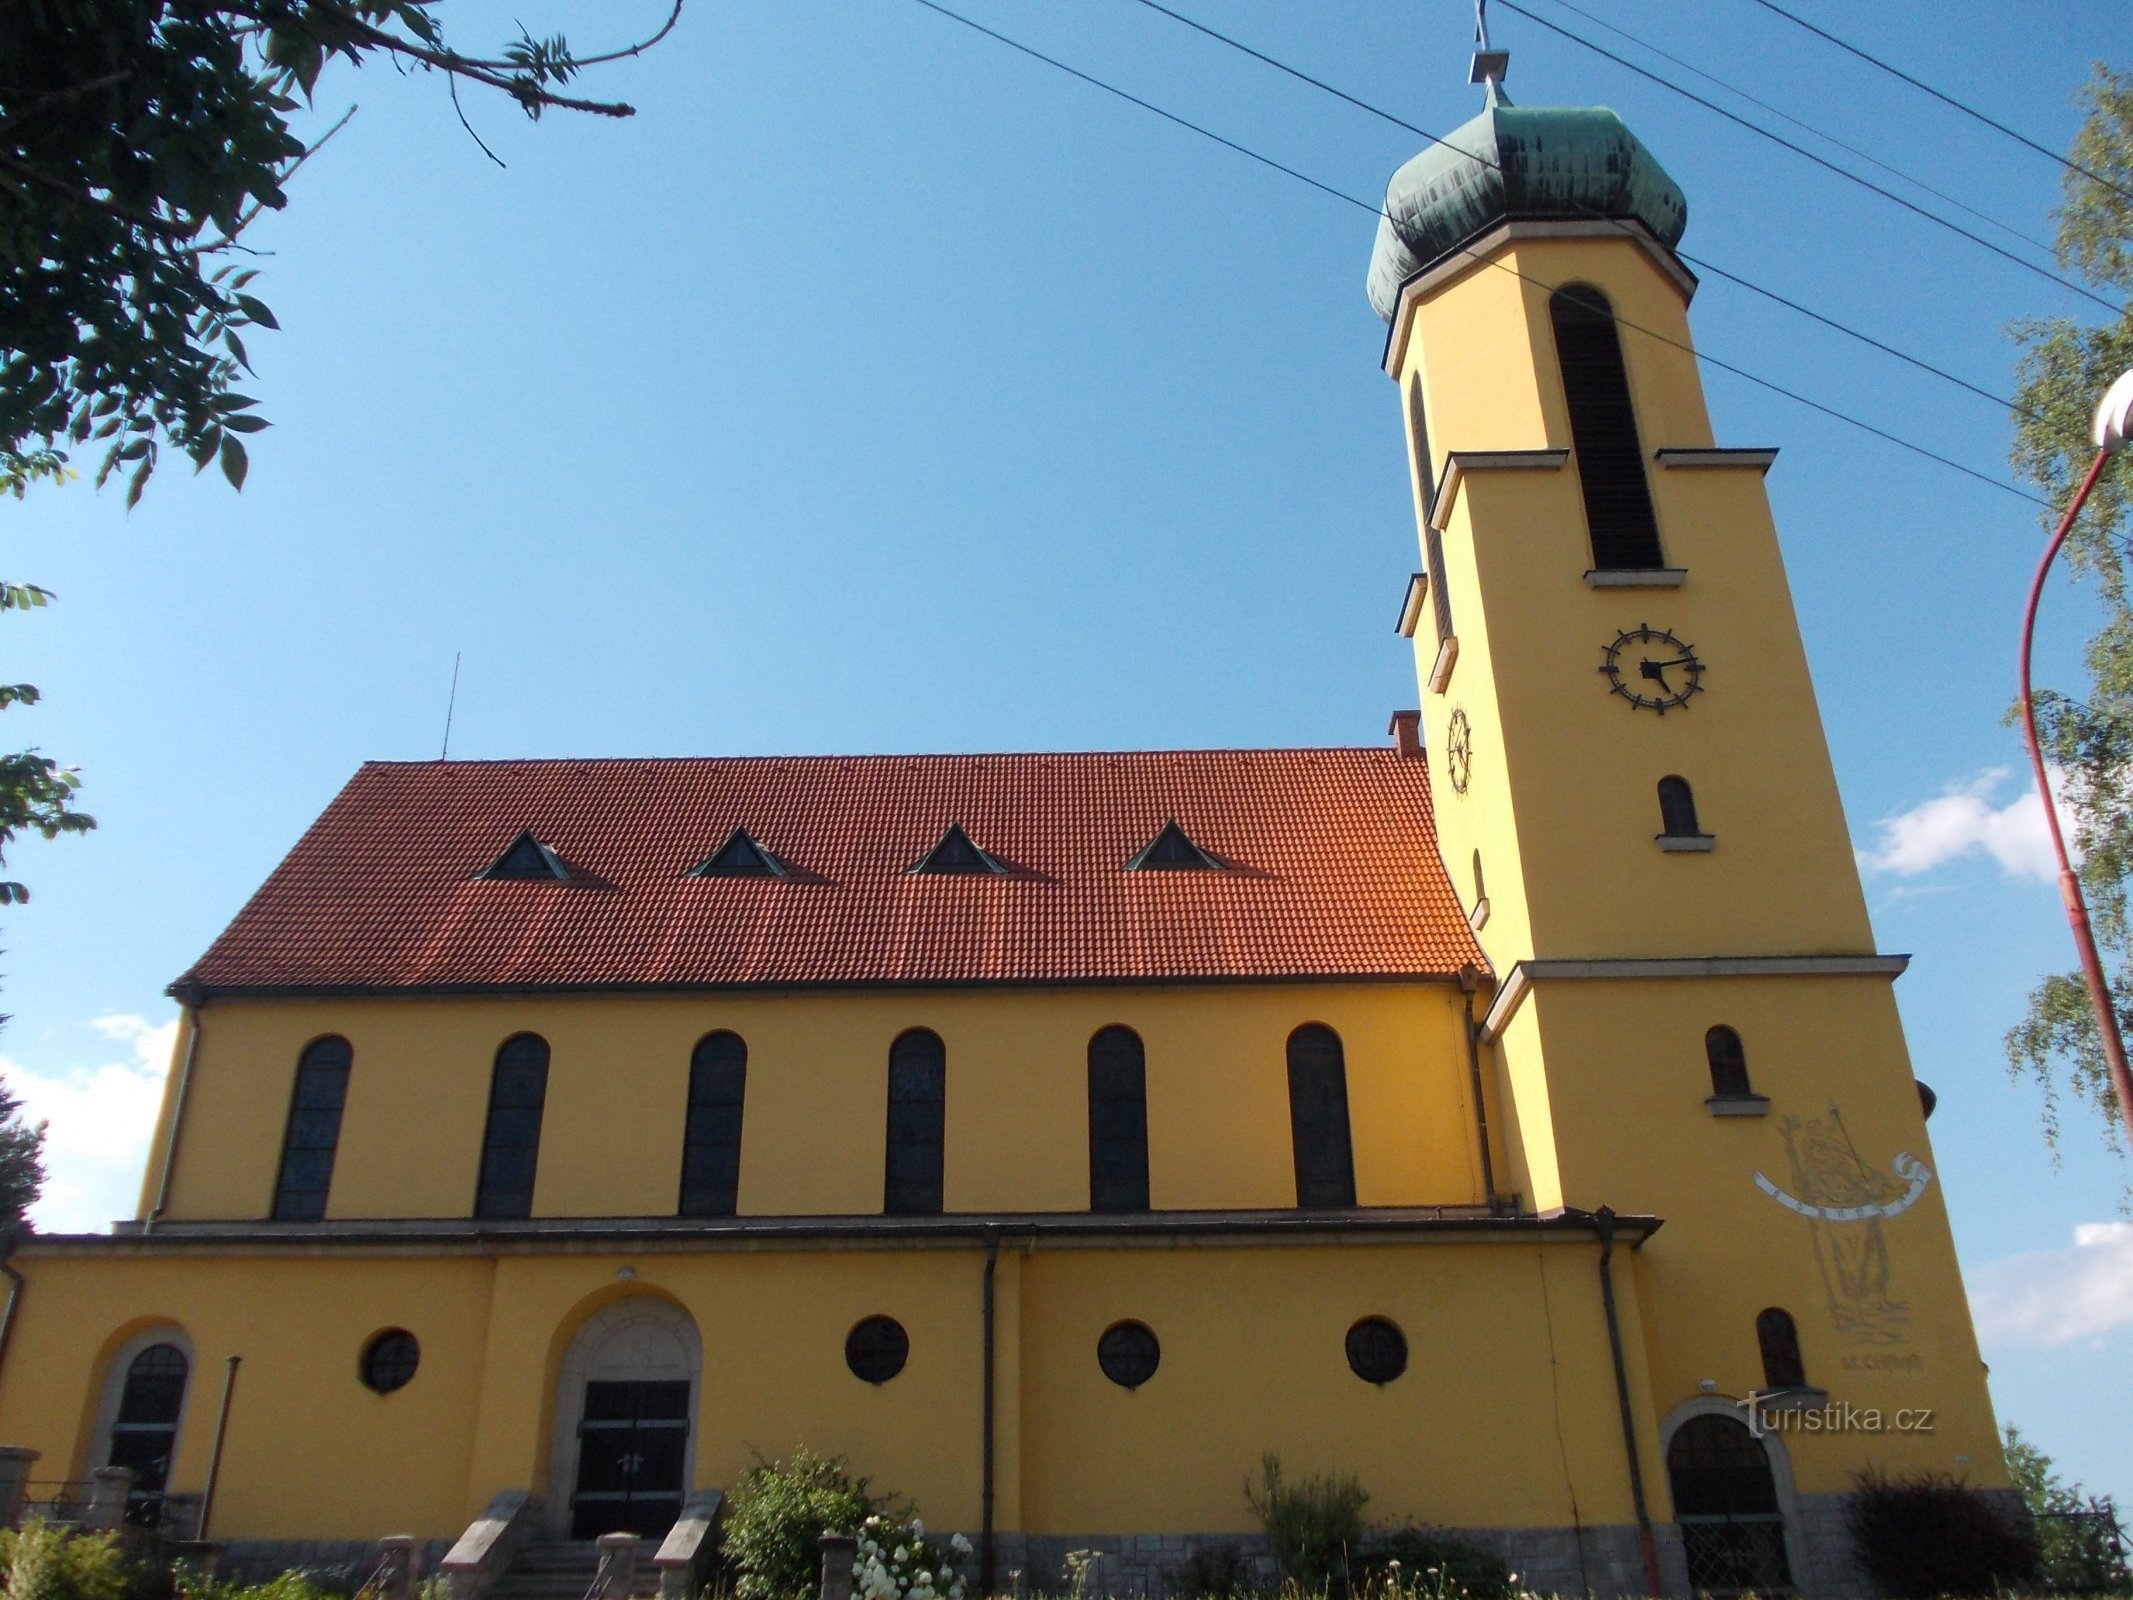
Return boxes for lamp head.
[2097,370,2133,456]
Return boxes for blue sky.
[3,0,2129,1507]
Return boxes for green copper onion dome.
[1367,94,1688,322]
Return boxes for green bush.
[1845,1468,2040,1598]
[724,1447,881,1600]
[1244,1455,1369,1594]
[1355,1531,1514,1600]
[176,1571,336,1600]
[0,1522,129,1600]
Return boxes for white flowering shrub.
[852,1514,972,1600]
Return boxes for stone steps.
[492,1539,662,1600]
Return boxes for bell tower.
[1371,65,2010,1594]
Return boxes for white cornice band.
[1478,954,1911,1043]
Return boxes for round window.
[1097,1320,1160,1388]
[360,1329,420,1394]
[1345,1316,1407,1385]
[845,1316,910,1384]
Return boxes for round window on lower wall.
[360,1329,420,1394]
[1345,1316,1407,1385]
[1097,1320,1160,1389]
[845,1315,910,1384]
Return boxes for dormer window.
[688,828,786,878]
[1125,821,1220,872]
[909,824,1006,876]
[479,829,567,881]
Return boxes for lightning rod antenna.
[441,652,462,760]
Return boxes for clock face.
[1600,625,1705,713]
[1446,708,1473,795]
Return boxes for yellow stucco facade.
[0,183,2009,1600]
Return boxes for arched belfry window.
[271,1035,352,1221]
[1757,1307,1808,1391]
[885,1029,946,1215]
[1659,777,1701,838]
[1088,1026,1150,1213]
[1550,285,1663,571]
[1286,1024,1357,1208]
[1706,1026,1752,1098]
[1410,375,1454,642]
[679,1032,747,1217]
[475,1033,549,1219]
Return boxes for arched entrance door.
[1667,1413,1795,1597]
[550,1298,701,1541]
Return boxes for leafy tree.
[2006,64,2133,1161]
[2,0,683,505]
[2003,1422,2133,1593]
[0,1074,46,1232]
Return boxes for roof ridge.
[360,745,1399,769]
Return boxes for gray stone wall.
[217,1539,456,1589]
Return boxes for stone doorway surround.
[547,1297,702,1540]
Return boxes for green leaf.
[221,415,270,434]
[219,433,249,491]
[125,457,151,509]
[233,294,279,330]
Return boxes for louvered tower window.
[679,1031,747,1217]
[271,1036,352,1221]
[1658,776,1701,837]
[1409,374,1454,641]
[1706,1026,1752,1098]
[1756,1307,1808,1390]
[1551,285,1664,570]
[1087,1026,1150,1212]
[885,1028,946,1215]
[475,1033,549,1219]
[1286,1024,1357,1208]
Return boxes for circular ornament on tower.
[1445,709,1473,795]
[845,1315,910,1384]
[1599,624,1705,714]
[1097,1320,1161,1388]
[359,1329,420,1394]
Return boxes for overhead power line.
[1745,0,2133,208]
[1534,0,2054,257]
[1492,0,2120,316]
[1129,0,2027,419]
[899,0,2047,508]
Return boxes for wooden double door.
[570,1379,690,1540]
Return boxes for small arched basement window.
[679,1032,747,1218]
[1706,1026,1752,1099]
[1286,1024,1357,1209]
[271,1035,352,1221]
[885,1028,946,1215]
[1658,777,1701,837]
[475,1033,549,1219]
[1550,285,1663,571]
[1088,1026,1151,1213]
[1756,1307,1808,1391]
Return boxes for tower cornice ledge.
[1479,954,1912,1043]
[1427,448,1570,531]
[1381,217,1700,379]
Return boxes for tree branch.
[188,103,359,254]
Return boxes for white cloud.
[1856,767,2060,883]
[1970,1221,2133,1349]
[1,1013,177,1235]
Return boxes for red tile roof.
[178,748,1485,993]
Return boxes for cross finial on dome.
[1470,0,1510,98]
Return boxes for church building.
[0,57,2008,1600]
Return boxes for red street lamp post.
[2017,369,2133,1139]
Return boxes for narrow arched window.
[1408,375,1453,641]
[109,1343,188,1525]
[1706,1026,1752,1098]
[679,1032,746,1218]
[885,1029,945,1215]
[1286,1024,1357,1208]
[1472,849,1487,904]
[1551,285,1663,570]
[1658,776,1701,837]
[475,1033,549,1219]
[1088,1026,1150,1213]
[1757,1307,1807,1390]
[271,1035,352,1221]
